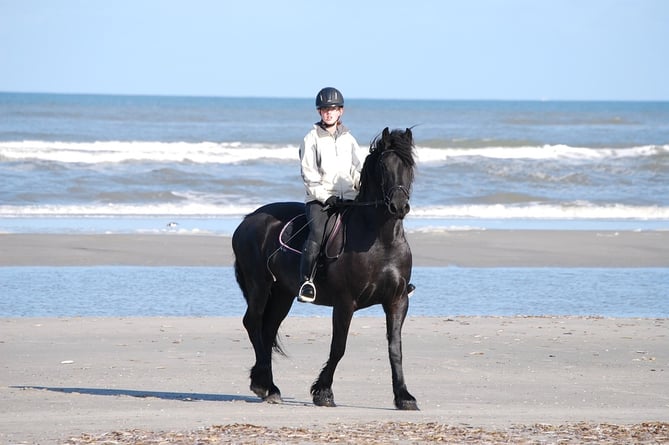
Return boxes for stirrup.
[297,280,316,303]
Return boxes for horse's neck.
[379,216,406,244]
[352,207,405,245]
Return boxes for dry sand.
[1,316,668,444]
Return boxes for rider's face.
[318,106,343,126]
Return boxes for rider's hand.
[324,196,339,207]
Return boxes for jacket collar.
[315,121,349,138]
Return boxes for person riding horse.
[233,125,420,409]
[297,87,366,303]
[297,87,416,303]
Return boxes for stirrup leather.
[297,280,316,303]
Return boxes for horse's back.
[249,201,305,224]
[232,201,304,255]
[234,201,303,235]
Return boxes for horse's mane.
[358,128,415,199]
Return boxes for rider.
[297,87,366,303]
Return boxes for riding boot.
[297,240,320,303]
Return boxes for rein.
[263,128,415,282]
[338,198,383,208]
[278,214,306,254]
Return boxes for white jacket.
[299,123,366,204]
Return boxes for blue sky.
[1,0,667,100]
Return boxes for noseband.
[384,184,410,206]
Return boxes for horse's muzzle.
[390,201,410,219]
[386,185,411,219]
[387,196,410,219]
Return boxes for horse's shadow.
[13,385,389,409]
[12,385,268,403]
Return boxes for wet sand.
[1,230,668,267]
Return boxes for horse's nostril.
[388,200,411,217]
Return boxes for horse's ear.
[382,127,390,140]
[405,127,412,139]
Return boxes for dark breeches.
[305,200,329,247]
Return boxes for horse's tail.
[272,334,287,357]
[233,257,249,302]
[234,246,287,356]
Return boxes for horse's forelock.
[393,129,416,168]
[369,128,415,168]
[358,128,415,200]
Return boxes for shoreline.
[1,316,667,443]
[1,230,668,267]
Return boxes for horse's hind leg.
[256,286,294,404]
[243,281,294,404]
[243,315,271,400]
[241,278,279,402]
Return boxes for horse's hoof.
[313,388,336,407]
[264,392,283,404]
[250,383,268,399]
[396,399,419,410]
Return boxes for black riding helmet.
[316,87,344,109]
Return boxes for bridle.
[383,184,410,209]
[268,143,413,275]
[347,149,411,214]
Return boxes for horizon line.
[1,90,668,103]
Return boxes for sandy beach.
[1,230,668,443]
[1,230,668,267]
[0,316,667,443]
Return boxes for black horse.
[232,127,418,410]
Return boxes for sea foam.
[1,140,666,164]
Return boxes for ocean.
[1,92,668,233]
[1,92,667,318]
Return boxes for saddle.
[279,209,347,260]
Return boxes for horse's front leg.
[310,304,353,407]
[385,295,419,410]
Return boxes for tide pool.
[1,266,667,318]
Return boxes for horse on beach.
[232,127,418,410]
